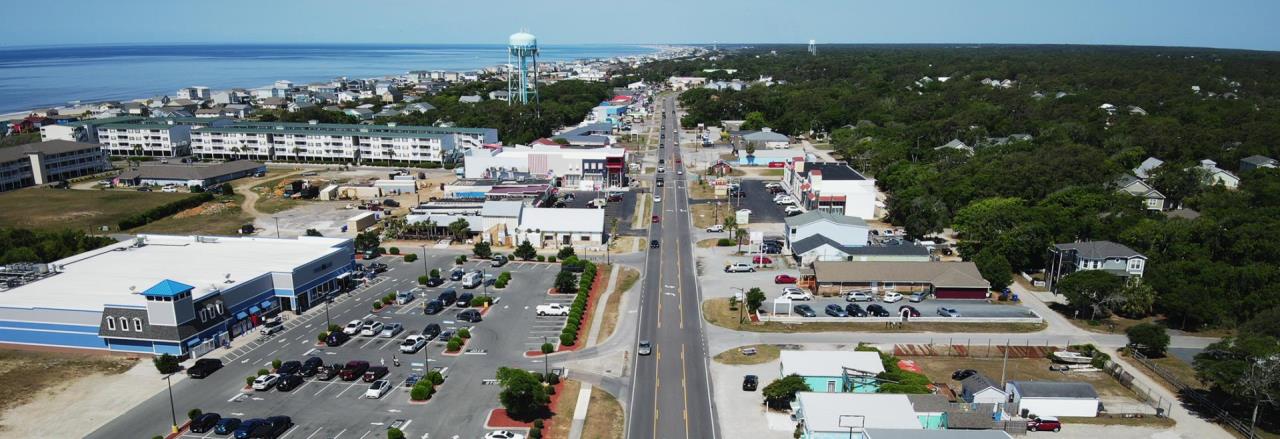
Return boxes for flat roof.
[519,208,604,233]
[0,140,102,162]
[797,392,922,432]
[0,235,350,311]
[813,261,990,289]
[780,350,885,377]
[117,160,264,181]
[227,121,495,135]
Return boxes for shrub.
[541,342,555,354]
[418,275,430,285]
[328,324,341,333]
[272,359,282,370]
[245,376,255,386]
[560,332,576,346]
[377,247,387,254]
[427,370,445,385]
[557,246,576,260]
[389,247,400,255]
[548,256,557,263]
[536,255,546,262]
[410,385,430,401]
[153,353,180,374]
[447,338,462,352]
[495,278,508,288]
[373,301,383,311]
[118,192,214,229]
[387,427,406,439]
[471,296,493,307]
[545,373,560,385]
[317,332,328,342]
[430,268,440,278]
[458,328,471,339]
[1126,322,1171,357]
[565,321,579,333]
[529,428,542,439]
[188,408,203,420]
[404,253,417,263]
[717,238,734,246]
[455,255,467,264]
[546,384,556,395]
[257,368,270,376]
[381,297,393,306]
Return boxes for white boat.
[1052,351,1093,364]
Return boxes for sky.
[2,0,1279,51]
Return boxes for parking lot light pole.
[273,217,280,239]
[732,287,746,324]
[421,246,429,278]
[543,336,550,377]
[165,373,178,433]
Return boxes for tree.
[901,195,949,240]
[722,215,737,234]
[1116,282,1156,317]
[746,287,766,312]
[387,427,406,439]
[735,228,748,252]
[448,218,471,240]
[557,246,576,260]
[742,111,767,131]
[555,270,577,294]
[1056,270,1124,319]
[514,240,537,260]
[305,228,323,237]
[1194,334,1280,435]
[153,353,180,374]
[1126,323,1170,357]
[972,247,1013,292]
[762,374,811,410]
[1149,164,1203,208]
[473,241,492,259]
[496,367,550,421]
[355,231,381,252]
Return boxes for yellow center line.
[682,343,690,439]
[653,347,661,436]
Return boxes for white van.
[461,271,482,289]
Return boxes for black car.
[457,309,483,323]
[423,299,445,315]
[190,412,222,433]
[456,292,474,307]
[215,418,242,435]
[368,263,389,273]
[325,331,350,347]
[437,288,458,304]
[316,364,341,381]
[249,416,292,439]
[742,375,759,391]
[422,323,441,340]
[952,369,979,381]
[866,304,891,317]
[824,304,848,317]
[844,303,869,317]
[299,356,324,376]
[187,358,223,378]
[275,374,304,391]
[276,360,301,375]
[793,304,817,317]
[383,199,400,207]
[899,305,922,317]
[449,268,466,281]
[425,276,444,287]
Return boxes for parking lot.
[709,179,788,224]
[101,251,578,439]
[560,189,643,232]
[766,293,1040,319]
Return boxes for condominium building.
[191,121,497,164]
[0,140,111,191]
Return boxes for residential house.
[288,101,316,113]
[260,97,288,110]
[1133,157,1164,179]
[960,374,1007,405]
[1114,174,1168,211]
[343,108,373,120]
[812,261,991,299]
[458,95,482,104]
[779,350,885,393]
[1005,381,1100,418]
[782,160,878,219]
[934,139,973,155]
[404,102,436,114]
[488,90,510,101]
[1193,159,1240,189]
[1240,155,1278,172]
[1045,241,1146,291]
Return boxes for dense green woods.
[0,228,116,264]
[380,80,611,145]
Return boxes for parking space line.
[303,428,324,439]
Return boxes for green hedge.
[119,192,215,229]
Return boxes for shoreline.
[1,44,686,120]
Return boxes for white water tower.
[507,31,540,105]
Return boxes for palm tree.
[735,228,748,252]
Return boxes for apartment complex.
[190,121,497,164]
[0,140,111,191]
[95,117,233,157]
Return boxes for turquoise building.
[779,350,886,393]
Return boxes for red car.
[652,215,660,223]
[774,274,797,284]
[752,256,773,265]
[1027,417,1062,432]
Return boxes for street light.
[421,245,429,278]
[165,373,179,433]
[272,216,280,239]
[731,287,746,324]
[543,335,551,378]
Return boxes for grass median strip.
[712,344,781,365]
[582,387,624,439]
[701,297,1047,333]
[598,267,640,344]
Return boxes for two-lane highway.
[628,95,717,439]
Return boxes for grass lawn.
[759,169,784,177]
[702,298,1047,333]
[1049,303,1236,339]
[690,203,729,229]
[0,350,135,423]
[688,180,720,200]
[696,238,733,248]
[713,344,782,365]
[582,387,624,439]
[1058,416,1176,428]
[599,267,640,343]
[0,187,189,232]
[547,379,581,438]
[132,194,251,236]
[903,355,1135,398]
[631,194,651,229]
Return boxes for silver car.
[845,291,874,302]
[379,322,403,338]
[937,307,962,317]
[638,340,652,356]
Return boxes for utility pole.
[165,374,178,433]
[543,335,551,378]
[273,216,280,239]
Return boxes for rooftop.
[802,161,866,181]
[786,209,867,228]
[865,429,1011,439]
[518,208,604,233]
[1007,381,1099,399]
[0,140,102,163]
[813,261,990,289]
[117,160,264,182]
[780,350,886,377]
[0,235,350,311]
[1052,240,1145,259]
[796,392,922,432]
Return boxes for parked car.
[437,288,458,304]
[214,418,242,435]
[784,205,804,216]
[422,323,441,340]
[249,416,292,439]
[761,243,782,254]
[882,292,904,303]
[456,292,474,307]
[706,224,724,233]
[899,305,922,317]
[325,331,350,347]
[276,360,301,375]
[752,256,773,265]
[401,335,428,353]
[491,255,508,267]
[362,366,389,382]
[866,304,891,317]
[457,309,483,323]
[187,358,223,378]
[1027,416,1063,432]
[824,304,848,317]
[339,361,370,381]
[275,374,303,391]
[845,303,869,317]
[774,274,797,284]
[951,369,979,380]
[232,419,266,439]
[299,356,323,377]
[342,320,362,335]
[937,307,962,317]
[252,374,280,391]
[793,304,817,317]
[742,375,759,391]
[724,263,755,273]
[190,413,222,433]
[438,330,454,341]
[380,322,404,337]
[368,263,389,273]
[360,321,384,336]
[259,318,284,335]
[383,199,400,207]
[537,303,570,316]
[423,299,445,315]
[484,431,526,439]
[449,268,466,281]
[779,287,812,301]
[638,340,652,356]
[316,364,341,381]
[909,292,927,303]
[425,277,444,287]
[844,291,874,302]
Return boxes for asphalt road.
[627,96,718,439]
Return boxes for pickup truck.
[536,303,570,316]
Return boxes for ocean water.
[0,43,655,114]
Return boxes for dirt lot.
[0,350,136,430]
[548,379,582,438]
[902,355,1134,398]
[582,387,624,439]
[0,187,188,232]
[133,194,251,235]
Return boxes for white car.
[764,182,782,189]
[364,379,392,399]
[677,169,684,175]
[724,263,755,273]
[161,185,179,193]
[485,431,526,439]
[779,287,812,301]
[845,291,874,302]
[784,205,804,215]
[252,374,280,391]
[400,335,427,353]
[706,224,724,233]
[772,193,790,202]
[774,196,796,205]
[653,195,662,203]
[536,303,570,316]
[360,321,384,336]
[657,166,666,173]
[882,292,904,303]
[342,320,362,335]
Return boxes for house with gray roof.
[1240,155,1278,172]
[1045,241,1146,291]
[813,261,991,299]
[1133,157,1164,179]
[934,139,973,155]
[1114,174,1168,211]
[960,374,1007,405]
[1006,381,1100,418]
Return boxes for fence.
[1130,350,1253,436]
[756,313,1044,325]
[1097,356,1176,418]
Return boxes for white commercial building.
[514,207,605,247]
[463,144,627,188]
[1005,381,1100,418]
[782,160,878,219]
